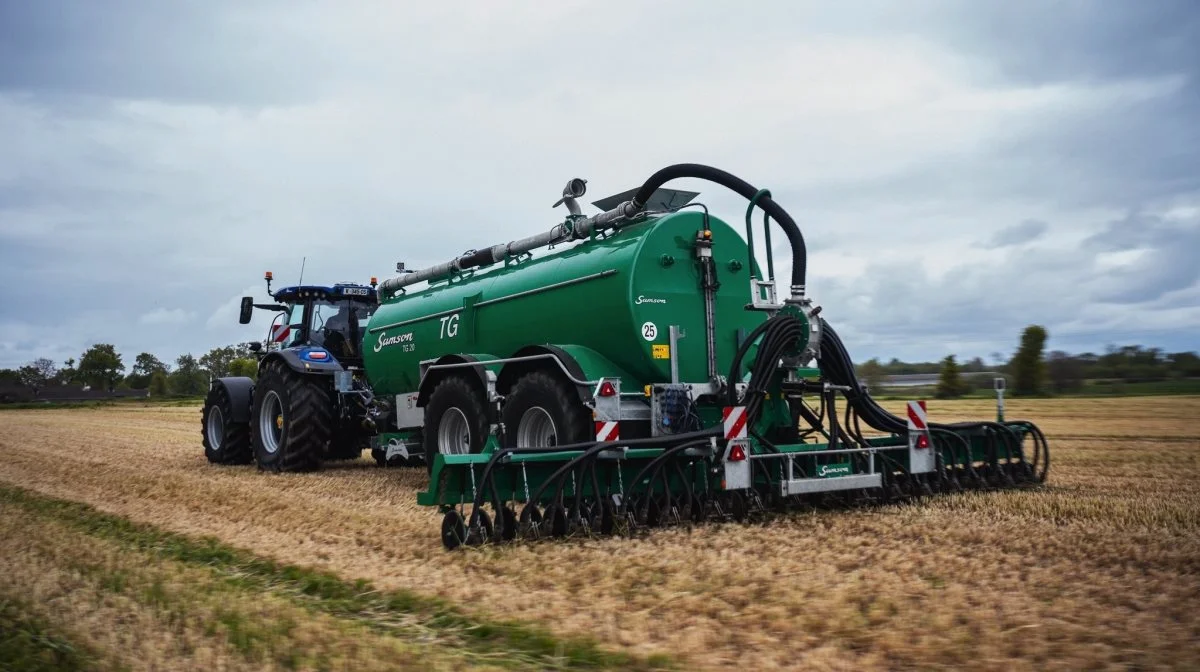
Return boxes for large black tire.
[422,376,489,474]
[250,360,332,472]
[501,370,591,449]
[202,384,252,465]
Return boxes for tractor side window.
[285,304,305,347]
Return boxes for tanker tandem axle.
[359,164,1050,549]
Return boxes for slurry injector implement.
[363,164,1050,549]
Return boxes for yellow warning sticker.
[652,344,670,359]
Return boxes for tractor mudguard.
[212,376,255,424]
[495,344,637,404]
[265,347,345,376]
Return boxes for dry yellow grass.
[1,496,501,671]
[1,395,1198,670]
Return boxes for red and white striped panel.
[595,421,619,442]
[271,324,291,343]
[906,400,928,431]
[722,406,748,441]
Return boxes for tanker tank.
[363,210,767,400]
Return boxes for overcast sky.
[1,0,1198,370]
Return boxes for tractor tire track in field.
[1,397,1199,670]
[0,484,660,671]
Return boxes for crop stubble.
[0,396,1197,670]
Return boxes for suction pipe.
[380,164,809,302]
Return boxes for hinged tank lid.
[591,187,700,212]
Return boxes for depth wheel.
[202,383,252,465]
[466,509,494,546]
[250,361,331,472]
[422,376,489,474]
[501,370,591,448]
[519,504,544,539]
[442,510,467,550]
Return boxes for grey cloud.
[1,1,1199,368]
[921,1,1200,85]
[1083,212,1200,304]
[814,235,1200,363]
[0,0,332,106]
[1082,211,1191,251]
[980,219,1048,249]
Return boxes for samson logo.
[635,295,667,305]
[816,463,852,478]
[374,331,414,353]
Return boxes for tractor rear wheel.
[250,361,332,472]
[501,370,591,449]
[202,383,252,465]
[422,376,489,474]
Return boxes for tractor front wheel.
[250,361,332,472]
[202,384,252,465]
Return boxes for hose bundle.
[726,312,808,422]
[818,317,1049,482]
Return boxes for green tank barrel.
[362,210,765,397]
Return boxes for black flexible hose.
[627,439,714,501]
[726,316,779,405]
[463,424,722,522]
[633,163,808,293]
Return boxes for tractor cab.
[239,272,380,366]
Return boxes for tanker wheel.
[250,361,332,472]
[501,370,591,449]
[202,384,252,465]
[422,376,489,474]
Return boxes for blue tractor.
[201,271,388,471]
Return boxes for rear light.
[915,434,930,449]
[728,444,746,461]
[598,381,617,397]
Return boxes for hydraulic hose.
[817,316,1050,485]
[465,425,724,517]
[728,312,808,424]
[631,163,808,296]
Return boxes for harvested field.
[2,396,1198,670]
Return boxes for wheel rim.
[437,407,472,455]
[206,405,225,449]
[517,406,558,447]
[259,390,283,455]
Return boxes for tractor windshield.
[309,299,374,359]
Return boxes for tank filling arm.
[378,222,574,295]
[379,164,809,301]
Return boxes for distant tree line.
[0,343,259,401]
[4,326,1197,403]
[856,324,1200,399]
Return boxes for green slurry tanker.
[208,163,1051,549]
